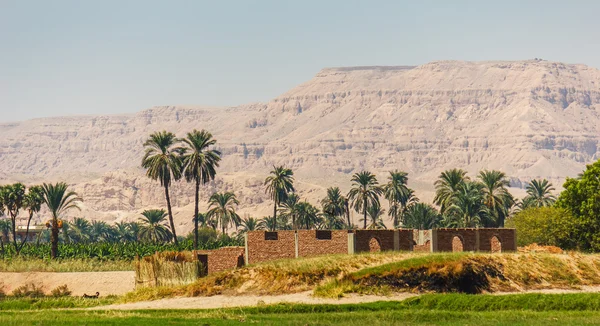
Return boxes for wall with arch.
[431,228,516,252]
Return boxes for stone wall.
[478,228,517,252]
[196,247,245,275]
[297,230,349,258]
[246,231,296,264]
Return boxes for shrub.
[12,283,45,298]
[506,207,578,249]
[50,284,72,297]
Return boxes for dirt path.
[93,291,418,310]
[0,271,135,296]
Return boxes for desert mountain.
[1,60,599,233]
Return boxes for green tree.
[0,183,26,253]
[206,192,241,235]
[279,193,300,229]
[403,203,441,230]
[17,185,44,254]
[434,169,469,214]
[139,209,173,243]
[41,182,82,258]
[90,220,112,242]
[556,160,600,251]
[68,217,92,243]
[320,187,350,228]
[142,131,182,245]
[296,201,321,229]
[180,129,221,250]
[264,166,295,231]
[239,217,264,233]
[506,207,577,248]
[347,171,383,229]
[383,171,414,228]
[319,211,345,230]
[477,170,514,227]
[522,179,557,209]
[446,182,489,228]
[361,203,387,230]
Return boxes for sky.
[1,0,600,122]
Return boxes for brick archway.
[452,235,464,252]
[491,235,502,253]
[369,237,382,252]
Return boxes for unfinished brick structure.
[431,228,517,252]
[196,247,245,275]
[354,230,396,252]
[413,229,432,252]
[245,230,296,264]
[297,230,349,258]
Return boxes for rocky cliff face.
[1,60,599,232]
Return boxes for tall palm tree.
[384,171,416,228]
[206,192,241,235]
[142,131,182,245]
[258,216,277,231]
[41,182,82,258]
[279,193,300,229]
[296,201,321,230]
[0,183,26,252]
[16,185,44,254]
[477,170,514,227]
[68,217,92,243]
[347,171,383,229]
[180,129,221,250]
[320,187,350,228]
[239,217,264,232]
[90,220,112,242]
[319,212,346,230]
[434,169,469,214]
[522,179,557,208]
[446,182,488,228]
[139,209,173,243]
[362,203,387,230]
[126,222,141,242]
[403,203,440,230]
[264,166,295,231]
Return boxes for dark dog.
[82,292,100,298]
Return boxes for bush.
[50,284,72,297]
[506,207,578,249]
[12,283,45,298]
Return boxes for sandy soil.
[0,271,135,296]
[93,291,418,310]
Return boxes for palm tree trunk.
[345,202,351,229]
[16,211,34,255]
[164,184,178,246]
[51,218,59,259]
[363,199,368,229]
[194,179,200,250]
[272,201,277,232]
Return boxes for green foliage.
[139,209,173,243]
[348,171,383,229]
[50,284,72,297]
[522,179,557,209]
[0,296,117,310]
[12,283,45,298]
[206,192,241,234]
[506,207,578,248]
[402,203,440,229]
[264,165,295,231]
[556,159,600,251]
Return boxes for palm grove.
[2,128,599,255]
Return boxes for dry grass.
[135,251,202,289]
[0,258,133,272]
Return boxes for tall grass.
[135,251,202,288]
[0,258,133,272]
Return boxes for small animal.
[82,292,100,298]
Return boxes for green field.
[3,293,600,325]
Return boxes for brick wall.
[414,240,431,252]
[297,230,349,258]
[354,230,395,252]
[478,228,516,252]
[397,229,414,251]
[434,229,479,252]
[246,231,296,264]
[196,247,245,275]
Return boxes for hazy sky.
[1,0,600,122]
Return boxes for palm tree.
[477,170,514,227]
[139,209,173,243]
[17,185,44,254]
[320,187,350,228]
[0,183,26,252]
[206,192,241,235]
[296,202,321,229]
[239,217,264,232]
[0,218,10,252]
[347,171,383,229]
[319,212,346,230]
[68,217,92,243]
[264,166,295,231]
[362,203,387,230]
[126,222,141,241]
[279,193,300,229]
[403,203,440,230]
[384,171,416,228]
[258,216,277,231]
[434,169,469,214]
[522,179,557,208]
[90,220,112,242]
[180,129,221,250]
[142,131,183,245]
[446,182,488,228]
[41,182,82,258]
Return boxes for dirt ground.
[0,271,135,296]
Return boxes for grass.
[0,296,118,310]
[4,294,600,325]
[0,258,133,272]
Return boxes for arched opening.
[369,237,381,252]
[452,236,464,252]
[491,236,502,253]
